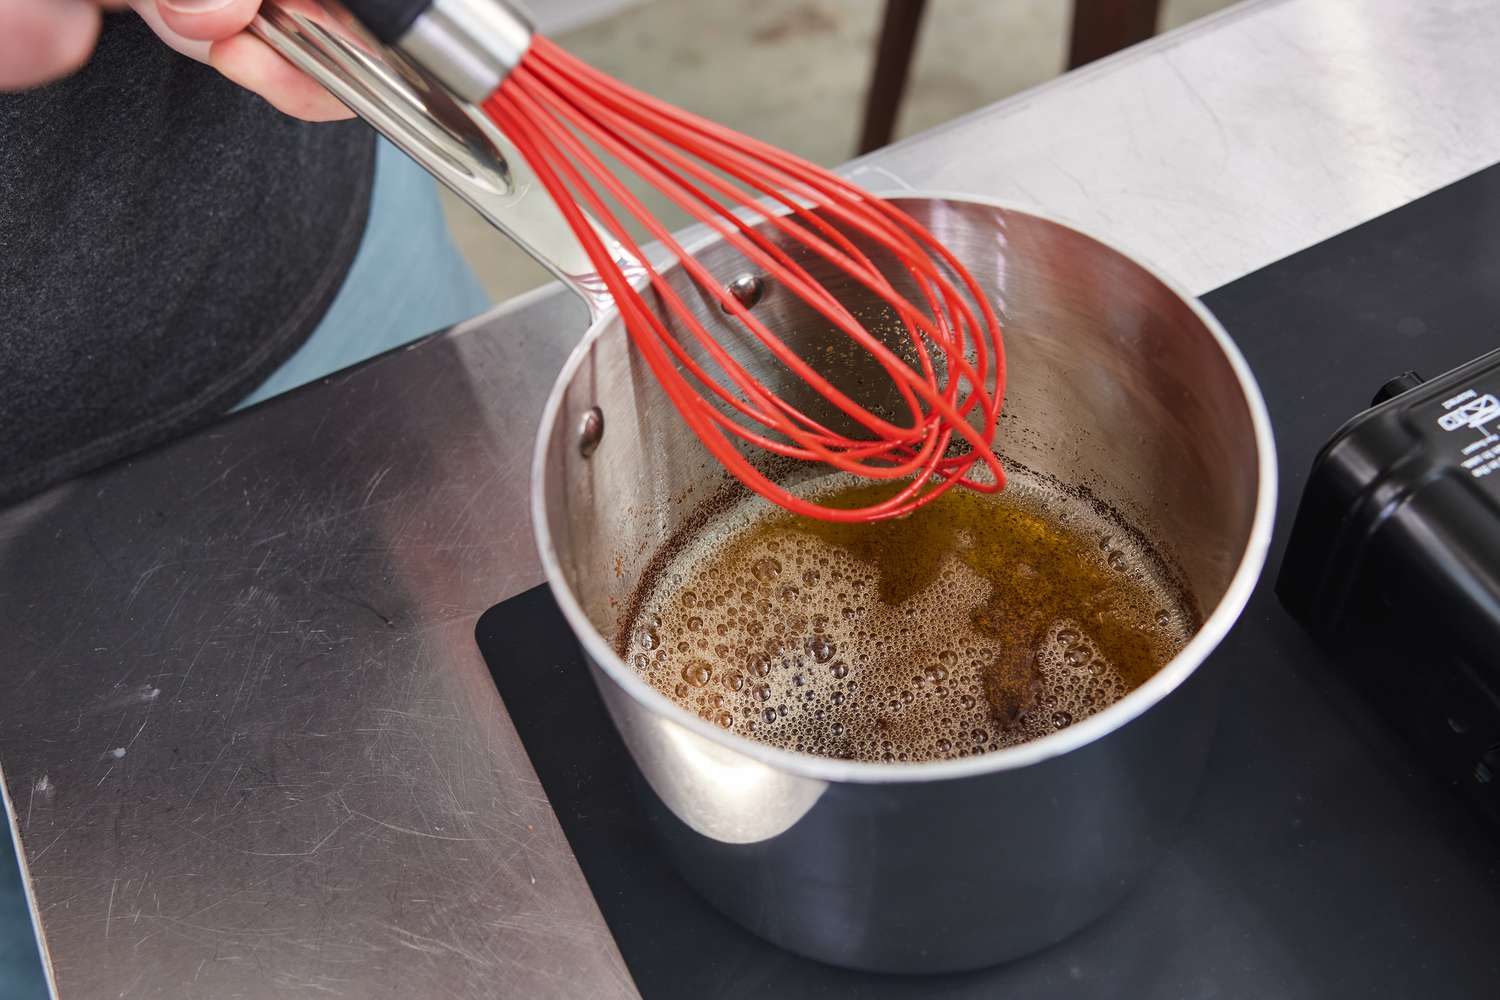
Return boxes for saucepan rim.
[531,191,1277,785]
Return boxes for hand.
[0,0,353,122]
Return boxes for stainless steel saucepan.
[532,197,1276,971]
[258,5,1277,972]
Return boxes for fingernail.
[159,0,234,12]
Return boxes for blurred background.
[446,0,1238,304]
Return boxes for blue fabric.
[238,137,491,407]
[0,137,488,997]
[0,825,46,999]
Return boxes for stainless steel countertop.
[4,0,1498,996]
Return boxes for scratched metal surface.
[4,0,1500,995]
[0,291,635,998]
[867,0,1500,298]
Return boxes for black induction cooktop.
[476,165,1500,999]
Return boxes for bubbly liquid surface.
[619,473,1198,762]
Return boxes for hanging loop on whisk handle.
[252,0,640,317]
[340,0,533,101]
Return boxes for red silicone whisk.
[319,0,1006,522]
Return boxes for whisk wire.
[486,36,1008,520]
[523,62,988,468]
[513,61,942,446]
[500,75,953,481]
[532,37,998,403]
[498,85,954,503]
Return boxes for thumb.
[153,0,261,41]
[130,0,212,62]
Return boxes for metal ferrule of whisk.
[374,0,533,102]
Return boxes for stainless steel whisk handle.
[251,0,638,319]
